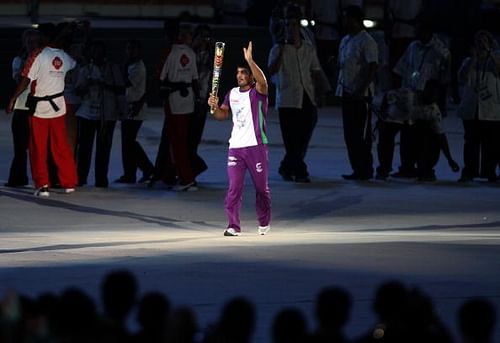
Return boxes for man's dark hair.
[415,14,435,35]
[163,18,180,42]
[126,39,142,50]
[38,22,56,41]
[193,24,211,39]
[236,60,252,75]
[342,5,365,25]
[285,2,302,20]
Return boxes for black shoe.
[342,173,359,180]
[458,176,473,183]
[343,172,372,180]
[295,176,311,183]
[278,168,294,182]
[391,171,417,178]
[4,182,28,187]
[417,175,437,182]
[375,173,387,180]
[138,174,152,183]
[115,176,136,184]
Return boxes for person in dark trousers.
[456,30,500,183]
[75,40,125,188]
[268,3,323,183]
[115,39,154,184]
[189,24,212,178]
[5,28,41,187]
[336,5,378,180]
[391,17,450,179]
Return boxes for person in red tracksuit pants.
[7,23,78,197]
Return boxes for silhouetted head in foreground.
[101,269,138,323]
[459,297,496,343]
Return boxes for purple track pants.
[224,145,271,232]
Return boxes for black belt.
[29,92,65,112]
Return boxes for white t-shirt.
[223,85,269,149]
[159,44,198,115]
[23,46,76,118]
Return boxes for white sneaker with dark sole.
[224,228,241,236]
[34,186,50,197]
[258,225,270,235]
[64,188,75,194]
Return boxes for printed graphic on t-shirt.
[234,106,246,128]
[52,56,63,70]
[180,54,190,67]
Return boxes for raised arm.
[244,41,268,95]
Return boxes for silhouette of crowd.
[0,270,496,343]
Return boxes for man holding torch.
[208,41,272,237]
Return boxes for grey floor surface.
[1,105,499,342]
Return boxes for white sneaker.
[172,181,198,192]
[224,228,241,236]
[64,188,75,194]
[34,185,50,197]
[258,225,270,235]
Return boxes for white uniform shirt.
[23,46,76,118]
[393,35,450,91]
[160,44,198,114]
[456,55,500,121]
[125,60,147,120]
[268,40,322,109]
[336,30,378,96]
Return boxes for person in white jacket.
[456,30,500,182]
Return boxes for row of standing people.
[5,21,213,195]
[269,2,500,183]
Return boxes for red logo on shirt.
[52,56,63,70]
[180,54,190,67]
